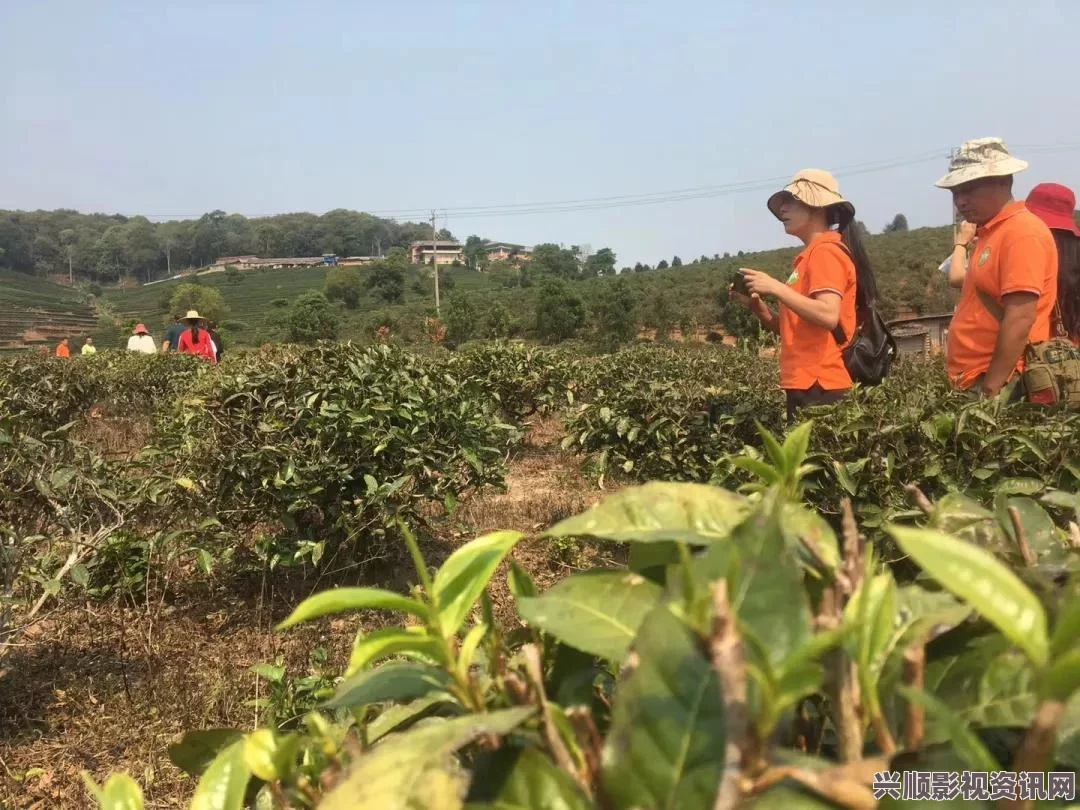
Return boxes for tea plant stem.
[522,643,584,793]
[904,484,934,516]
[1007,506,1035,566]
[1005,699,1066,810]
[902,645,926,750]
[398,522,434,596]
[747,758,887,810]
[710,580,756,810]
[826,500,865,762]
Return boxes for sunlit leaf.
[517,570,662,662]
[887,525,1048,667]
[276,587,429,630]
[433,531,524,636]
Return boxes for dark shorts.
[785,383,849,421]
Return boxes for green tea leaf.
[327,662,453,709]
[366,694,456,744]
[321,708,535,810]
[887,525,1048,667]
[433,531,524,636]
[81,772,146,810]
[190,740,252,810]
[167,729,245,778]
[1039,650,1080,702]
[276,587,429,630]
[507,560,539,600]
[347,627,441,677]
[602,605,724,810]
[896,687,1000,772]
[464,747,593,810]
[923,635,1037,734]
[517,570,662,662]
[546,482,750,545]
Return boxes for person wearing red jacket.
[176,310,218,363]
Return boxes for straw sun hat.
[181,310,205,323]
[935,137,1028,189]
[767,169,856,226]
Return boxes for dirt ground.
[0,415,623,809]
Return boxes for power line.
[139,142,1080,222]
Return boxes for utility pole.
[430,209,440,316]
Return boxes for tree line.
[0,208,451,284]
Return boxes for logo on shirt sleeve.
[978,247,992,267]
[786,270,799,285]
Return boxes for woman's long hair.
[1054,230,1080,341]
[828,208,879,310]
[190,322,202,342]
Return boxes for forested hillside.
[0,209,449,283]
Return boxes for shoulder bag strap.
[974,286,1006,323]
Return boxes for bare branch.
[1007,506,1035,566]
[747,757,888,810]
[903,645,926,751]
[1004,700,1067,810]
[904,484,934,516]
[522,643,584,793]
[710,580,756,810]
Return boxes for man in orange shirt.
[55,337,70,358]
[937,138,1058,398]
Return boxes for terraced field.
[0,271,109,353]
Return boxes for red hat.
[133,323,149,335]
[1026,183,1080,236]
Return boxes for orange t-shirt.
[946,201,1059,389]
[778,230,857,391]
[55,343,70,358]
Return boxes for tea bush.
[85,424,1080,810]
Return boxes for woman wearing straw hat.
[176,310,218,363]
[729,168,879,420]
[1025,183,1080,347]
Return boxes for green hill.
[0,224,958,351]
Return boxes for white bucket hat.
[767,169,856,226]
[935,137,1029,189]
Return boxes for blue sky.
[2,0,1078,265]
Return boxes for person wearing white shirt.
[127,323,157,354]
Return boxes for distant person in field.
[176,310,218,363]
[162,313,187,353]
[936,138,1058,397]
[207,321,225,363]
[126,323,158,354]
[1025,183,1080,347]
[80,337,97,355]
[55,337,70,358]
[729,168,878,420]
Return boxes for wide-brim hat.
[133,323,149,335]
[935,137,1028,189]
[181,310,205,323]
[767,169,856,226]
[1026,182,1080,236]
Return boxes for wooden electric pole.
[430,209,440,316]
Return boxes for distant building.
[485,242,533,263]
[215,255,259,266]
[340,256,380,267]
[409,240,463,267]
[887,313,952,357]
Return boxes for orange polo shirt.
[778,230,857,391]
[946,201,1058,389]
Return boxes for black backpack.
[831,306,897,386]
[831,243,897,386]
